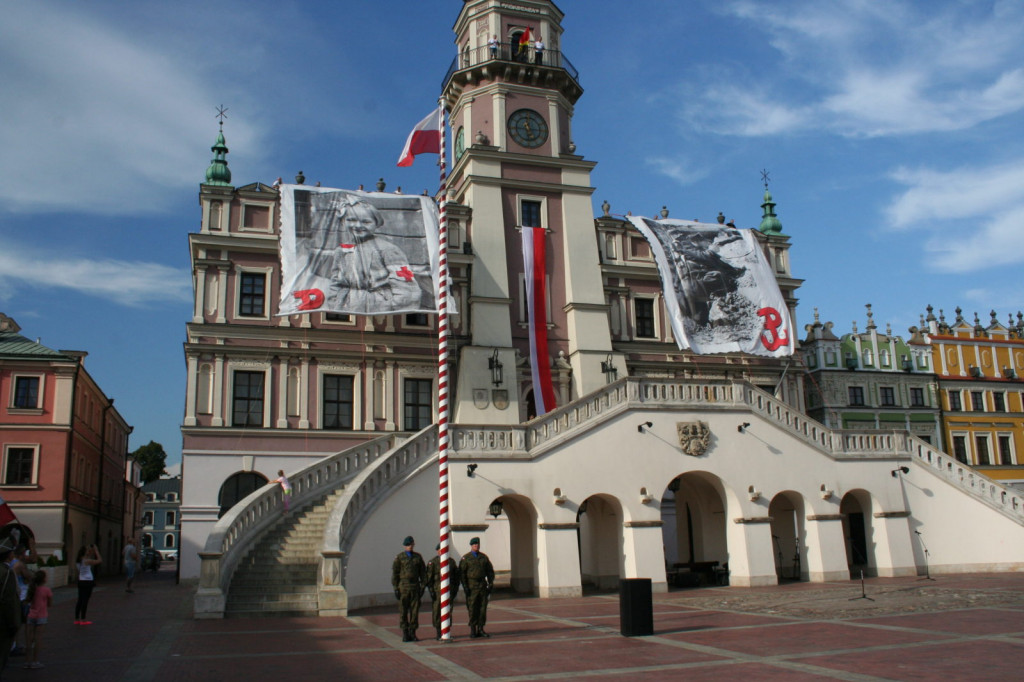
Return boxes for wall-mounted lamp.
[737,422,751,433]
[637,421,653,433]
[820,484,834,499]
[640,487,653,504]
[891,466,910,478]
[467,463,478,478]
[553,488,566,505]
[748,485,761,502]
[488,500,503,518]
[488,349,503,387]
[601,353,618,383]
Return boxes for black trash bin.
[619,578,653,636]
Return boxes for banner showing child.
[278,186,441,316]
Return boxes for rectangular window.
[634,299,656,338]
[165,511,176,526]
[975,435,991,466]
[238,273,266,317]
[948,391,962,411]
[521,200,542,228]
[232,371,265,427]
[910,387,925,407]
[880,387,896,407]
[2,447,36,486]
[323,375,354,430]
[971,391,985,411]
[324,313,352,323]
[952,435,967,463]
[848,386,865,406]
[993,392,1006,412]
[998,435,1013,465]
[403,378,433,431]
[143,511,154,526]
[405,313,429,327]
[12,376,40,409]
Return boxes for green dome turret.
[204,125,232,186]
[759,189,783,235]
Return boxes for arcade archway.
[769,492,806,581]
[577,494,624,590]
[661,472,728,587]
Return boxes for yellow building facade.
[925,308,1024,486]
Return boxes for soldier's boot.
[435,626,443,641]
[469,626,479,639]
[479,628,490,638]
[402,629,411,642]
[410,629,419,642]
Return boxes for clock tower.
[444,0,614,423]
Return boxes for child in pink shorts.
[25,570,51,670]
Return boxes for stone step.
[229,583,317,596]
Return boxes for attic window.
[242,204,270,231]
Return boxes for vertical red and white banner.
[432,102,454,642]
[522,226,557,414]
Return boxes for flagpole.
[435,99,454,642]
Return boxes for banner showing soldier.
[627,217,794,357]
[278,186,441,316]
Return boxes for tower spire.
[758,169,783,235]
[204,106,232,186]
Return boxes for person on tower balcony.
[534,37,544,65]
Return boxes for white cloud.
[0,239,190,307]
[886,162,1024,228]
[646,157,709,186]
[0,2,261,215]
[923,206,1024,273]
[679,0,1024,138]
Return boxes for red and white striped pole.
[435,100,454,641]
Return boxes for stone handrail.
[318,426,438,614]
[903,433,1024,524]
[194,433,401,618]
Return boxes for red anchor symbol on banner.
[757,307,789,351]
[293,288,325,311]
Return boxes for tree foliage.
[131,441,168,484]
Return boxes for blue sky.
[2,0,1023,470]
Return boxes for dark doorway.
[848,512,868,567]
[217,471,269,518]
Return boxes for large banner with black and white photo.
[277,186,441,316]
[627,217,794,357]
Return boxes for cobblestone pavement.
[4,567,1022,681]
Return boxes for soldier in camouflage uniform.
[459,536,495,638]
[391,536,426,642]
[425,543,460,640]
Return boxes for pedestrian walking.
[425,543,459,640]
[460,537,494,638]
[123,538,138,593]
[74,544,102,625]
[391,536,426,642]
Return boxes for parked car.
[140,547,162,571]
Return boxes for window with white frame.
[322,374,355,430]
[634,298,657,339]
[240,202,272,232]
[2,445,37,486]
[975,434,991,466]
[165,511,176,526]
[947,390,962,411]
[165,534,176,549]
[403,378,433,431]
[10,375,42,409]
[952,434,968,463]
[143,511,154,526]
[998,434,1014,465]
[879,386,896,407]
[236,270,269,319]
[232,371,265,427]
[519,198,543,228]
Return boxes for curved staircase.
[224,490,345,617]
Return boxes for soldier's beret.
[470,537,480,545]
[435,543,441,550]
[403,536,414,546]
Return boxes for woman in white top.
[74,545,101,625]
[275,470,293,512]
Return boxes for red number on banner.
[293,288,325,311]
[757,307,789,351]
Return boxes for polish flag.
[397,108,442,167]
[522,226,557,415]
[0,495,18,527]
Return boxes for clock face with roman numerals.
[507,109,548,148]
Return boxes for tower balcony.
[442,44,582,104]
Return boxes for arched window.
[217,471,269,518]
[142,533,153,548]
[164,534,176,549]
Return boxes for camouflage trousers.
[465,583,489,629]
[398,586,421,633]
